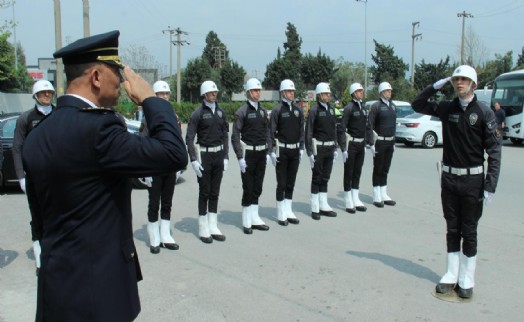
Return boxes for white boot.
[345,191,355,213]
[250,205,269,230]
[436,252,459,294]
[199,215,213,243]
[380,186,396,206]
[160,219,178,250]
[147,221,161,253]
[373,186,384,208]
[319,192,337,217]
[285,199,299,224]
[311,193,320,220]
[351,189,367,211]
[208,212,225,241]
[242,206,252,234]
[457,253,476,298]
[277,200,288,225]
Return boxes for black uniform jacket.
[305,102,345,156]
[23,95,188,322]
[269,101,305,150]
[412,85,502,192]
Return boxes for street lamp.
[355,0,368,98]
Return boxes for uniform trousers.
[372,139,395,186]
[343,141,366,191]
[311,145,335,194]
[275,147,300,201]
[197,150,224,215]
[441,171,484,257]
[241,149,267,206]
[147,172,176,222]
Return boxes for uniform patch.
[282,112,290,118]
[202,114,212,119]
[354,111,361,117]
[319,111,326,116]
[487,119,496,130]
[449,114,460,123]
[294,110,299,117]
[248,113,256,119]
[217,110,222,118]
[329,109,334,115]
[469,113,478,125]
[259,110,265,117]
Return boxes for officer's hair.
[64,62,98,83]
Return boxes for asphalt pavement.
[1,139,523,322]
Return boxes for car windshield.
[1,118,17,138]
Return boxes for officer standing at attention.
[22,31,188,321]
[186,80,229,243]
[13,80,56,194]
[269,79,304,226]
[305,82,344,220]
[231,78,272,234]
[341,82,370,213]
[142,80,180,254]
[368,82,397,208]
[412,65,501,299]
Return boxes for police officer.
[269,79,304,226]
[13,80,56,194]
[305,82,344,220]
[22,30,188,321]
[412,65,502,299]
[341,82,370,213]
[368,82,397,208]
[231,78,272,234]
[143,80,180,254]
[186,80,229,243]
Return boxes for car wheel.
[404,142,415,147]
[132,178,149,189]
[510,138,523,145]
[422,132,437,149]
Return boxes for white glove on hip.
[223,159,228,171]
[342,151,348,163]
[33,240,41,269]
[19,178,26,193]
[139,177,153,187]
[368,145,376,157]
[191,160,204,178]
[269,152,278,167]
[309,155,315,169]
[484,190,494,206]
[433,77,451,90]
[299,149,304,161]
[239,158,247,173]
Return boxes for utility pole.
[411,21,422,86]
[82,0,90,37]
[11,0,17,70]
[173,28,189,104]
[162,26,176,85]
[457,11,473,65]
[355,0,368,98]
[54,0,64,96]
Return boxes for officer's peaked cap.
[53,30,124,68]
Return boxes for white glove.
[333,150,338,163]
[239,158,247,173]
[191,160,204,178]
[33,240,41,269]
[223,159,228,171]
[299,149,304,161]
[269,152,278,167]
[433,77,451,90]
[309,155,315,169]
[342,151,348,163]
[367,145,376,157]
[19,178,26,193]
[139,177,153,187]
[484,190,494,206]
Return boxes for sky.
[1,0,523,81]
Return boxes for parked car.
[395,113,443,148]
[0,113,21,188]
[365,100,415,118]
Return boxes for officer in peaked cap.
[23,30,188,321]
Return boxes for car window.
[405,113,424,119]
[396,105,415,118]
[1,118,17,138]
[430,116,441,121]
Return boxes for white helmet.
[349,83,364,95]
[378,82,392,93]
[315,82,331,95]
[200,80,219,96]
[452,65,477,85]
[244,78,262,91]
[153,80,170,94]
[32,80,55,98]
[280,79,295,91]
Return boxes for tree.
[283,22,302,62]
[182,57,212,102]
[477,51,513,88]
[461,26,489,67]
[515,47,524,70]
[300,49,336,90]
[219,59,245,101]
[369,40,409,84]
[0,32,32,92]
[202,31,229,69]
[330,58,366,104]
[414,56,454,99]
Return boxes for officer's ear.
[87,63,104,90]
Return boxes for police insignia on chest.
[259,109,264,117]
[469,113,478,125]
[294,110,299,117]
[217,110,222,118]
[329,109,334,115]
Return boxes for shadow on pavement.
[0,248,18,268]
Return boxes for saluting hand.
[433,77,451,90]
[122,66,155,105]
